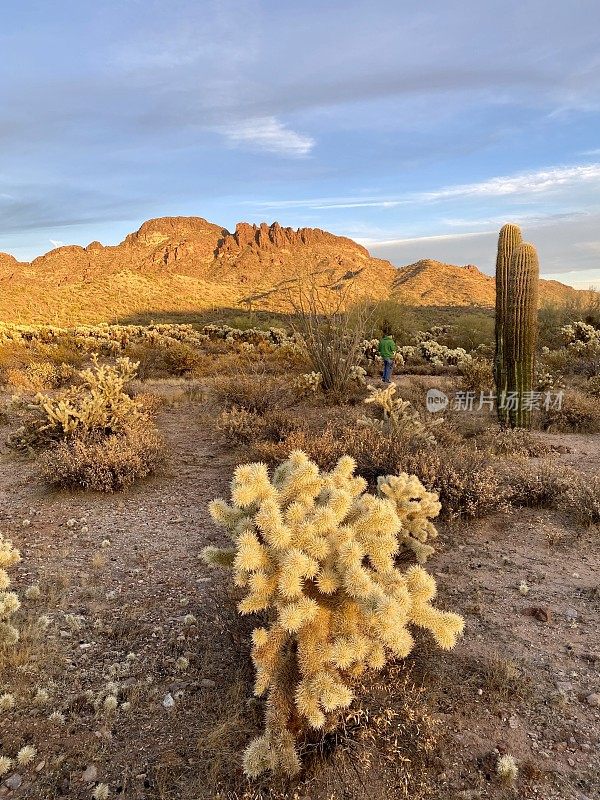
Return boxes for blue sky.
[1,0,600,286]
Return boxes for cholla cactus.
[362,384,440,443]
[560,321,600,346]
[0,534,21,648]
[293,371,323,395]
[203,451,464,777]
[377,474,440,563]
[349,365,367,385]
[32,355,141,439]
[419,339,470,367]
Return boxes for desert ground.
[0,309,598,800]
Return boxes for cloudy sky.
[1,0,600,286]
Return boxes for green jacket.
[379,335,396,359]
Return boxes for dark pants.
[382,358,393,383]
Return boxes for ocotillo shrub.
[203,450,464,777]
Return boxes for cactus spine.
[494,224,523,424]
[505,243,539,428]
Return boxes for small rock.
[556,681,573,695]
[567,758,575,767]
[66,518,77,528]
[526,606,551,622]
[508,715,519,729]
[5,775,22,790]
[22,519,31,528]
[200,679,216,688]
[82,765,98,783]
[585,693,599,707]
[565,608,578,622]
[162,693,175,708]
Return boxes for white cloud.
[421,164,600,201]
[221,116,315,157]
[357,231,492,247]
[251,162,600,209]
[49,239,65,248]
[548,268,600,289]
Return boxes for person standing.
[378,331,397,384]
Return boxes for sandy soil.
[0,392,598,800]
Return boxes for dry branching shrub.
[212,374,291,414]
[218,408,301,446]
[252,423,410,482]
[0,534,21,649]
[585,375,600,397]
[508,460,600,525]
[202,451,464,777]
[507,460,573,508]
[540,390,600,433]
[403,448,510,521]
[479,428,552,458]
[125,341,207,379]
[560,474,600,526]
[458,357,494,394]
[38,421,164,492]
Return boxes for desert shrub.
[125,341,206,379]
[538,348,571,376]
[403,447,509,520]
[253,422,504,520]
[39,422,164,492]
[441,313,494,352]
[212,374,291,414]
[202,451,463,776]
[10,356,143,450]
[290,286,370,398]
[0,534,21,649]
[561,474,600,526]
[459,357,494,394]
[584,375,600,397]
[219,406,302,446]
[508,460,599,525]
[540,390,600,433]
[507,460,572,508]
[479,428,552,457]
[252,423,413,484]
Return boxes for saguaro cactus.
[505,243,539,428]
[494,224,523,423]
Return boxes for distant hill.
[0,217,581,324]
[391,259,579,308]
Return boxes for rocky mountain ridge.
[0,216,581,323]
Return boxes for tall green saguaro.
[494,223,522,423]
[505,242,539,428]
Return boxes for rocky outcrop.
[216,221,369,256]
